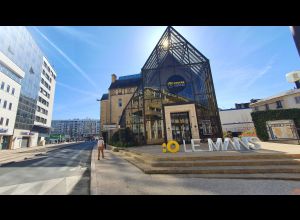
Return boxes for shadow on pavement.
[69,169,90,195]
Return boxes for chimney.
[111,74,117,83]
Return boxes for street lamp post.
[96,99,101,138]
[290,26,300,57]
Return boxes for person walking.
[97,137,105,160]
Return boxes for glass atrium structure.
[120,26,222,145]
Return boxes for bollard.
[162,143,167,153]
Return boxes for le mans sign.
[166,75,186,93]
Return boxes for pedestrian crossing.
[0,174,84,195]
[0,142,93,195]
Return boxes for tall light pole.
[288,27,300,88]
[96,99,101,139]
[290,26,300,57]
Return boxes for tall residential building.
[51,119,100,139]
[0,26,57,149]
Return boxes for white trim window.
[295,96,300,104]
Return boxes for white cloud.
[56,81,99,97]
[33,27,98,90]
[53,26,101,48]
[214,56,276,97]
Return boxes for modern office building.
[0,52,25,149]
[51,119,100,139]
[100,26,222,145]
[0,26,57,149]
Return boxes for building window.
[202,120,212,135]
[276,101,283,109]
[6,84,10,93]
[3,100,7,109]
[295,96,300,104]
[5,118,9,126]
[1,82,4,90]
[0,117,3,125]
[118,99,122,107]
[11,88,15,95]
[265,104,269,110]
[8,103,12,110]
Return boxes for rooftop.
[100,93,109,101]
[250,88,300,106]
[109,75,142,90]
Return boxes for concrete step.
[161,173,300,181]
[125,152,300,167]
[149,159,300,167]
[142,166,300,175]
[121,155,300,174]
[121,150,300,161]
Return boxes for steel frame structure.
[120,26,222,145]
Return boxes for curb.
[90,144,98,195]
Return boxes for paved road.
[93,150,300,195]
[0,142,94,195]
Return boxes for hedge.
[109,127,138,147]
[251,109,300,141]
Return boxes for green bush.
[223,131,233,138]
[109,127,137,148]
[251,109,300,141]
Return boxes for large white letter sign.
[191,139,203,152]
[183,140,193,152]
[223,138,239,151]
[233,137,250,150]
[248,137,261,149]
[208,138,223,151]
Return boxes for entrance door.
[1,136,10,149]
[170,112,192,144]
[21,137,29,148]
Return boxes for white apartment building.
[0,27,58,150]
[34,57,57,145]
[250,88,300,111]
[51,119,100,139]
[0,52,24,149]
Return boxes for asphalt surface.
[0,141,94,195]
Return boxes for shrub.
[109,127,137,147]
[240,128,257,137]
[223,131,233,138]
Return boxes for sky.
[27,26,300,120]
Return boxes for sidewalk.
[89,145,300,195]
[0,141,84,166]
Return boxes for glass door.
[170,112,192,144]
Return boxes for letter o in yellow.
[167,140,179,153]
